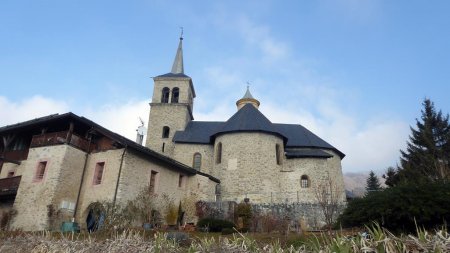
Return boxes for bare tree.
[314,176,343,230]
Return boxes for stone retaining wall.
[200,201,345,230]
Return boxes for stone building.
[146,37,346,206]
[0,37,346,231]
[0,113,218,231]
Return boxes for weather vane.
[179,27,184,39]
[246,81,251,89]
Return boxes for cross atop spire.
[242,83,254,99]
[171,32,184,74]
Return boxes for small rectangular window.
[7,170,15,178]
[34,161,47,181]
[178,174,185,188]
[193,153,202,170]
[275,144,281,165]
[93,162,105,185]
[68,202,75,211]
[60,200,69,209]
[162,126,170,138]
[149,170,158,194]
[216,143,222,164]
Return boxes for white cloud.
[202,13,408,173]
[1,92,408,173]
[81,100,150,142]
[0,95,69,126]
[260,101,409,173]
[0,95,149,143]
[215,14,289,63]
[0,12,405,174]
[237,16,289,62]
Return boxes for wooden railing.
[0,176,21,196]
[30,131,90,152]
[30,131,68,147]
[2,149,29,161]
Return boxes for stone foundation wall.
[200,201,345,230]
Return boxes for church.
[0,37,346,231]
[145,37,346,205]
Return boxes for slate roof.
[153,72,196,98]
[155,72,191,78]
[170,37,184,74]
[173,121,223,144]
[173,103,345,158]
[211,104,286,141]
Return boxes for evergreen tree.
[366,170,382,193]
[385,99,450,186]
[383,166,398,187]
[338,181,450,233]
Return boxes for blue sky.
[1,0,450,173]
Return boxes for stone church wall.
[146,104,191,156]
[146,77,193,156]
[151,77,193,105]
[172,143,214,175]
[280,149,346,204]
[213,132,284,203]
[278,152,345,204]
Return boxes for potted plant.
[165,201,178,229]
[126,187,155,230]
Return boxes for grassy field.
[0,224,448,252]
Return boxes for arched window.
[275,144,281,165]
[300,175,309,188]
[216,142,222,164]
[162,126,170,138]
[161,87,170,103]
[171,87,179,103]
[193,153,202,170]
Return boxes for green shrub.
[337,182,450,233]
[236,202,252,230]
[197,218,235,232]
[221,227,235,235]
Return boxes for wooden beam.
[66,121,74,144]
[0,157,21,165]
[2,134,15,150]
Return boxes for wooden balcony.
[2,149,29,162]
[0,176,21,197]
[30,131,90,152]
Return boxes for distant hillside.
[344,170,386,197]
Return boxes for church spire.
[242,85,255,99]
[236,86,260,110]
[171,31,184,74]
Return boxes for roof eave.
[285,146,345,159]
[210,130,288,144]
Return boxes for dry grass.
[0,225,448,252]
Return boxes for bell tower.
[145,36,195,156]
